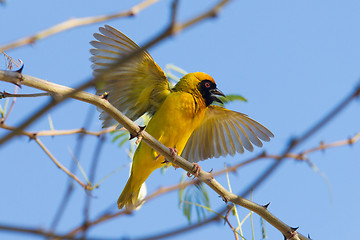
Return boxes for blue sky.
[1,0,360,239]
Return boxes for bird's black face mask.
[198,80,226,106]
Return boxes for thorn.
[283,234,287,240]
[354,84,360,97]
[260,150,267,157]
[320,141,325,152]
[262,202,271,209]
[206,168,214,182]
[291,227,299,231]
[129,125,145,141]
[223,205,233,225]
[15,59,24,73]
[297,152,308,161]
[29,133,37,140]
[221,196,228,204]
[286,227,299,239]
[348,136,355,145]
[100,92,109,100]
[13,82,22,88]
[289,137,298,148]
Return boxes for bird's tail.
[117,174,144,210]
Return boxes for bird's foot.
[187,163,201,179]
[168,147,179,169]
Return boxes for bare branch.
[34,138,90,190]
[0,0,160,52]
[5,66,352,240]
[0,223,78,240]
[0,121,117,138]
[50,107,98,231]
[5,125,355,239]
[1,91,51,98]
[82,136,106,237]
[0,0,231,146]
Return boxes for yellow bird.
[90,25,274,210]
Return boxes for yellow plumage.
[118,85,206,209]
[90,25,274,210]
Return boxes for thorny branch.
[2,124,356,239]
[34,137,90,190]
[0,72,324,239]
[0,129,358,239]
[50,107,97,231]
[1,0,359,239]
[0,0,160,52]
[0,121,117,138]
[0,0,231,147]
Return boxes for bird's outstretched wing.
[181,105,274,162]
[90,25,171,127]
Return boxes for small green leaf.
[48,114,55,131]
[111,131,128,143]
[68,146,90,186]
[94,164,128,188]
[0,98,9,118]
[165,64,188,83]
[220,94,247,104]
[118,137,128,147]
[260,217,267,239]
[0,104,4,118]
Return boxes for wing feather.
[181,105,273,162]
[90,25,170,128]
[222,119,236,156]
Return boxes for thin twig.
[2,86,18,122]
[302,131,360,155]
[0,224,78,240]
[0,0,160,52]
[82,135,106,237]
[3,69,354,238]
[34,138,89,190]
[5,125,356,239]
[237,80,360,211]
[1,0,355,238]
[224,205,240,240]
[1,91,51,98]
[0,121,117,138]
[0,0,231,146]
[50,107,97,231]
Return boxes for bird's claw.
[187,163,201,179]
[168,147,179,169]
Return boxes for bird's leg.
[168,147,179,169]
[187,163,201,179]
[157,147,179,169]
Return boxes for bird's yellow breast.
[132,91,206,172]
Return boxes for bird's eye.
[205,82,211,88]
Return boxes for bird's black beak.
[210,88,226,104]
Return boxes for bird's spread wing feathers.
[181,105,274,162]
[90,25,170,128]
